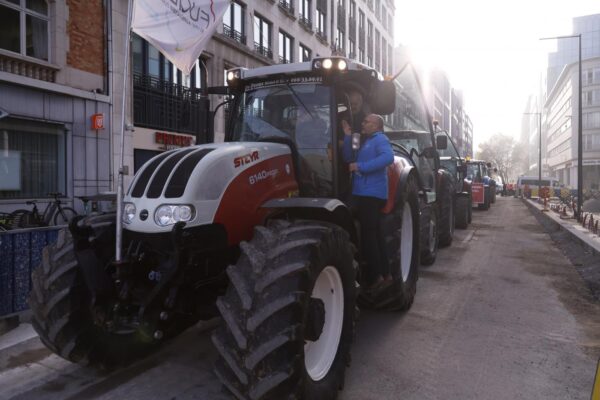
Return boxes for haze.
[395,0,599,150]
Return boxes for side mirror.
[486,162,492,168]
[493,168,498,173]
[436,135,448,150]
[369,80,396,115]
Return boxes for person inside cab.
[341,113,394,290]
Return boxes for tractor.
[466,159,496,210]
[436,131,472,230]
[28,58,445,400]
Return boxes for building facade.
[0,0,128,214]
[544,57,600,190]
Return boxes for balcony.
[279,56,291,64]
[222,24,246,45]
[133,73,207,136]
[331,43,346,57]
[299,15,312,31]
[254,42,273,59]
[0,51,58,83]
[278,0,295,17]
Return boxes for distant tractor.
[467,160,496,210]
[29,58,448,399]
[436,131,472,230]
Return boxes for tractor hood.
[123,142,293,233]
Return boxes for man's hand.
[349,163,359,172]
[341,119,352,136]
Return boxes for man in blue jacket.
[341,114,394,290]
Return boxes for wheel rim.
[304,266,344,381]
[400,203,413,282]
[428,212,437,253]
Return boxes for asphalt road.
[1,196,599,400]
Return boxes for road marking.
[592,359,600,400]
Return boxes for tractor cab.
[224,57,397,199]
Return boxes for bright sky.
[395,0,599,151]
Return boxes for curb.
[523,198,600,257]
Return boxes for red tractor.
[29,58,446,399]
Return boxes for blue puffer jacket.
[342,132,394,199]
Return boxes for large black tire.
[468,198,473,223]
[53,207,77,225]
[438,178,455,247]
[29,213,164,367]
[421,205,439,266]
[368,174,420,311]
[212,220,357,400]
[455,196,469,229]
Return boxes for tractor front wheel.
[212,220,357,400]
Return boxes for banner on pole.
[132,0,230,75]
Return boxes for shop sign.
[155,132,195,150]
[91,113,104,130]
[472,183,484,204]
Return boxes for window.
[279,31,293,63]
[349,38,356,58]
[367,20,373,66]
[223,1,245,44]
[375,0,380,20]
[583,67,600,86]
[0,118,66,199]
[279,0,293,13]
[359,47,364,63]
[299,43,311,62]
[299,0,311,26]
[316,0,326,37]
[349,0,355,19]
[358,10,365,30]
[584,89,600,106]
[336,28,345,51]
[254,15,272,58]
[583,111,600,129]
[0,0,49,61]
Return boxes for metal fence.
[0,226,61,317]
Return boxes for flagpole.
[115,0,134,262]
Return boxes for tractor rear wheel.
[438,178,455,247]
[29,213,165,367]
[368,174,420,311]
[455,196,469,229]
[212,220,357,400]
[421,204,439,266]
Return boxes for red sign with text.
[91,113,104,130]
[472,183,485,204]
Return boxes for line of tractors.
[28,57,496,400]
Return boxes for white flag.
[132,0,230,75]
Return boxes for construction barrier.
[0,226,61,317]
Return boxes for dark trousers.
[352,195,390,284]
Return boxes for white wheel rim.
[429,213,436,253]
[400,204,413,282]
[304,266,344,381]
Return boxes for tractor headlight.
[154,205,195,226]
[322,58,333,69]
[123,203,136,224]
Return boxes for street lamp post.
[524,112,542,190]
[540,34,582,219]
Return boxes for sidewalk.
[525,198,600,255]
[524,197,600,300]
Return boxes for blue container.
[0,226,61,317]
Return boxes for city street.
[1,196,599,400]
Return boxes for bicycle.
[10,192,78,228]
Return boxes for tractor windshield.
[230,81,335,197]
[231,82,332,150]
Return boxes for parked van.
[515,176,560,198]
